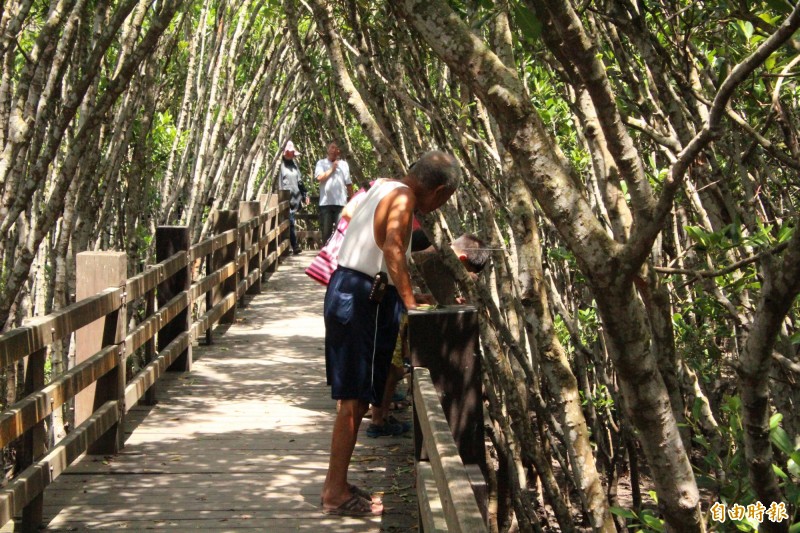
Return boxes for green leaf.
[512,3,542,41]
[735,520,757,531]
[692,398,707,423]
[788,453,800,477]
[737,20,754,40]
[640,512,665,532]
[773,463,789,480]
[685,225,710,248]
[609,506,636,519]
[770,413,783,430]
[778,224,795,243]
[770,426,795,456]
[696,473,719,489]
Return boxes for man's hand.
[405,294,436,310]
[317,160,338,182]
[414,293,436,306]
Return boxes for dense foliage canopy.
[1,0,799,531]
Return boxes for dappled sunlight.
[27,255,416,532]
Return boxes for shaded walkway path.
[10,255,416,532]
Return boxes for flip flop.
[322,494,382,517]
[319,485,374,506]
[349,484,374,502]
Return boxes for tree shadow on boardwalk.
[7,255,417,532]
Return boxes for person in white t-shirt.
[314,141,353,243]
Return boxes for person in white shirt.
[314,141,353,243]
[320,151,461,518]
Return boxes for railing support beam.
[210,211,238,330]
[75,252,127,457]
[157,226,191,373]
[239,201,262,297]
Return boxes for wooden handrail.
[413,367,488,533]
[0,401,120,526]
[0,344,119,446]
[0,288,122,367]
[0,194,291,531]
[124,330,191,410]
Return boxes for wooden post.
[408,305,488,525]
[143,285,157,405]
[239,201,261,296]
[211,211,238,326]
[265,195,280,275]
[156,226,191,372]
[205,246,214,345]
[17,347,46,532]
[75,252,127,456]
[277,189,290,257]
[258,194,270,281]
[408,305,486,470]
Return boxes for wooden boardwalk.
[6,255,417,532]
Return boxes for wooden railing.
[413,367,488,533]
[408,305,488,533]
[295,194,322,249]
[0,192,290,532]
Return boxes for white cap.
[284,140,300,155]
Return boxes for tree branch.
[655,241,790,278]
[624,2,800,270]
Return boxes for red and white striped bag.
[305,218,349,286]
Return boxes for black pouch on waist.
[369,272,388,303]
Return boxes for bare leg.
[371,364,405,426]
[322,399,381,510]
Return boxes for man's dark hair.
[453,234,490,273]
[408,151,462,192]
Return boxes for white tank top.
[338,180,411,285]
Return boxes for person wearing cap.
[314,141,353,243]
[277,140,308,255]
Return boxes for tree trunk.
[738,223,800,533]
[394,1,704,529]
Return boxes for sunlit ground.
[2,254,416,532]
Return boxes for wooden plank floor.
[5,254,417,532]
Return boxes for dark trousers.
[289,209,299,250]
[319,205,343,244]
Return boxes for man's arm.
[315,159,338,182]
[374,188,417,310]
[341,161,353,198]
[298,178,308,204]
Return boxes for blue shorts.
[324,267,404,404]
